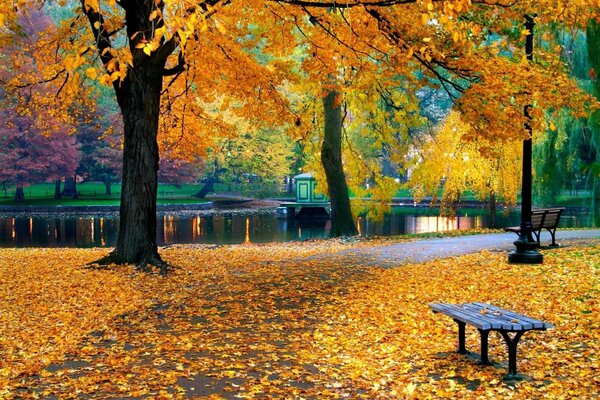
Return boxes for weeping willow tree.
[533,25,600,225]
[586,20,600,222]
[409,111,521,227]
[533,112,575,205]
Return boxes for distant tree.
[534,22,600,217]
[533,113,574,205]
[66,107,123,198]
[0,107,80,202]
[586,20,600,219]
[409,111,521,226]
[158,156,201,185]
[0,7,81,201]
[199,128,295,196]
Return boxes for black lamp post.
[508,15,543,264]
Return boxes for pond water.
[0,207,594,248]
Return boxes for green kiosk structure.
[280,173,330,219]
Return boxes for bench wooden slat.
[469,303,549,329]
[530,210,546,230]
[470,302,553,329]
[432,303,519,331]
[461,303,533,330]
[447,304,509,330]
[430,303,494,330]
[506,209,546,232]
[430,302,552,331]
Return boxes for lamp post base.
[508,240,543,264]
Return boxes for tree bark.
[592,176,600,226]
[104,175,112,196]
[321,90,358,237]
[14,184,24,202]
[62,176,78,198]
[107,58,165,271]
[488,191,497,228]
[195,176,215,199]
[54,179,62,200]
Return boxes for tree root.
[86,254,117,269]
[87,251,175,276]
[135,253,172,276]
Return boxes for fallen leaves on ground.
[0,239,598,399]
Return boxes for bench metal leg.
[548,228,559,247]
[478,329,492,365]
[532,230,541,247]
[453,319,467,354]
[499,331,525,379]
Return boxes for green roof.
[294,173,315,179]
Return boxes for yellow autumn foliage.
[409,111,522,215]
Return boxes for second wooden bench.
[504,207,565,247]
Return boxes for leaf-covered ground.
[0,239,598,399]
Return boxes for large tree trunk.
[108,60,165,271]
[54,179,62,200]
[488,191,497,228]
[195,176,215,199]
[104,175,112,196]
[321,90,358,237]
[81,0,173,273]
[592,176,600,226]
[14,184,24,202]
[62,176,78,198]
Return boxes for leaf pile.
[0,240,598,398]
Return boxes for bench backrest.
[530,210,546,230]
[541,208,564,229]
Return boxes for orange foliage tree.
[0,0,597,271]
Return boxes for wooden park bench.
[504,207,565,247]
[429,302,553,379]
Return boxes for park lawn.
[1,182,206,198]
[4,182,594,209]
[1,181,463,204]
[1,240,598,398]
[0,197,210,206]
[0,182,209,206]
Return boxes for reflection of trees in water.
[281,218,329,241]
[0,217,122,248]
[76,218,94,246]
[0,208,596,247]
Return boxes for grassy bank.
[0,182,210,206]
[1,182,595,209]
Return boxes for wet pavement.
[332,229,600,267]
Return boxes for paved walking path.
[334,229,600,267]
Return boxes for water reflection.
[0,216,120,247]
[0,208,594,248]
